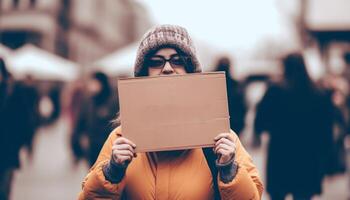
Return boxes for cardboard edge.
[135,143,215,153]
[117,71,226,81]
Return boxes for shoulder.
[230,129,239,140]
[268,82,284,92]
[108,126,122,141]
[261,83,286,100]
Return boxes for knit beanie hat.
[134,24,202,77]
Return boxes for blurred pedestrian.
[254,53,334,200]
[45,85,61,124]
[323,75,348,175]
[65,78,86,165]
[214,56,247,136]
[71,71,118,166]
[18,75,40,158]
[0,57,14,200]
[65,78,85,130]
[0,58,38,200]
[78,25,263,200]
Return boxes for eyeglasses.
[144,55,188,69]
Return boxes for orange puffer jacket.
[78,127,263,200]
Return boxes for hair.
[112,111,121,127]
[0,57,11,82]
[0,57,12,107]
[282,53,314,91]
[137,45,195,77]
[214,56,233,78]
[91,71,112,105]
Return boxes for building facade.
[0,0,151,64]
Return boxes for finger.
[113,137,136,148]
[215,143,232,150]
[113,143,134,151]
[114,137,136,148]
[216,148,230,157]
[113,150,134,158]
[215,137,235,147]
[214,132,234,142]
[214,143,232,154]
[216,141,235,152]
[112,144,135,152]
[113,154,133,163]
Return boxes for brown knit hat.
[134,24,202,77]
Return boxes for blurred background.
[0,0,350,199]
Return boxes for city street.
[10,117,349,200]
[1,1,350,200]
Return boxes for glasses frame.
[145,54,189,69]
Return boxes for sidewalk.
[11,117,89,200]
[247,139,349,200]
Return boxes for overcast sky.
[136,0,297,53]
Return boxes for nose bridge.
[162,60,174,73]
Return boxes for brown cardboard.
[117,72,230,152]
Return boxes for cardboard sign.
[117,72,230,152]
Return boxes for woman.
[254,53,333,200]
[72,71,119,166]
[79,25,263,200]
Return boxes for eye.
[146,59,164,68]
[170,56,185,66]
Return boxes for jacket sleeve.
[218,131,264,200]
[78,127,126,200]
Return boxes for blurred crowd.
[1,58,40,200]
[253,53,349,199]
[1,40,350,200]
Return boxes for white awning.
[93,42,138,77]
[7,44,79,81]
[0,43,12,58]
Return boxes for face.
[146,48,187,77]
[87,78,102,95]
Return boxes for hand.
[214,132,236,164]
[112,137,137,165]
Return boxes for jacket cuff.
[216,155,238,183]
[102,158,128,184]
[83,160,125,196]
[218,164,259,200]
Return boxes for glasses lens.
[145,59,165,68]
[169,56,186,67]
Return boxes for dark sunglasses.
[145,55,189,69]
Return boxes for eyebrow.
[151,53,179,59]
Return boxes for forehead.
[153,48,178,57]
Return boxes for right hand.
[112,137,137,165]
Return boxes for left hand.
[214,132,236,164]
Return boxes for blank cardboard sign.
[117,72,230,152]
